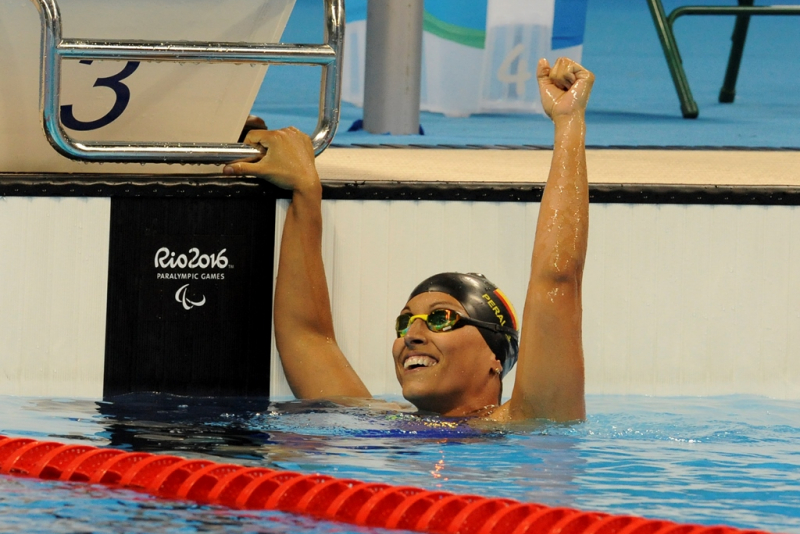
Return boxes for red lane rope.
[0,435,773,534]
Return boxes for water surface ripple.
[0,394,797,534]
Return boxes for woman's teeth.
[404,355,438,369]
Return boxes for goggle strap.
[459,316,517,336]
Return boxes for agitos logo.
[175,284,206,310]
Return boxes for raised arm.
[225,128,370,399]
[505,58,593,422]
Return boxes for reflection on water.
[0,394,798,533]
[91,393,583,506]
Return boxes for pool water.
[0,394,798,534]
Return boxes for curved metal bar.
[649,0,800,118]
[30,0,344,163]
[35,0,68,161]
[646,0,698,118]
[668,6,800,27]
[313,0,344,156]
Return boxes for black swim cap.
[407,272,519,378]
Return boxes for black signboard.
[104,195,275,397]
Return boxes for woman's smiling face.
[392,291,502,416]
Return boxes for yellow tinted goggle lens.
[395,309,459,337]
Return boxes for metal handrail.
[648,0,800,118]
[668,5,800,26]
[30,0,344,163]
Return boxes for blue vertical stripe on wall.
[552,0,588,49]
[346,0,366,21]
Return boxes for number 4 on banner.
[495,43,532,98]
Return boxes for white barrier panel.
[0,0,295,173]
[0,197,110,398]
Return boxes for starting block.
[0,0,341,173]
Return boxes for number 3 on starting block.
[61,60,140,131]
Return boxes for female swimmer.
[225,57,593,422]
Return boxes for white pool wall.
[0,197,110,397]
[1,194,798,399]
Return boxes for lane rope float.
[0,435,773,534]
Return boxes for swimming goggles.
[395,309,513,338]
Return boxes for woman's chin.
[401,384,437,411]
[402,386,458,415]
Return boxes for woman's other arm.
[504,58,593,422]
[225,128,371,399]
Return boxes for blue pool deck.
[254,0,800,150]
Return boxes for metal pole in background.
[363,0,423,135]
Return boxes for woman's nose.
[403,318,428,346]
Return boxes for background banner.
[341,0,588,117]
